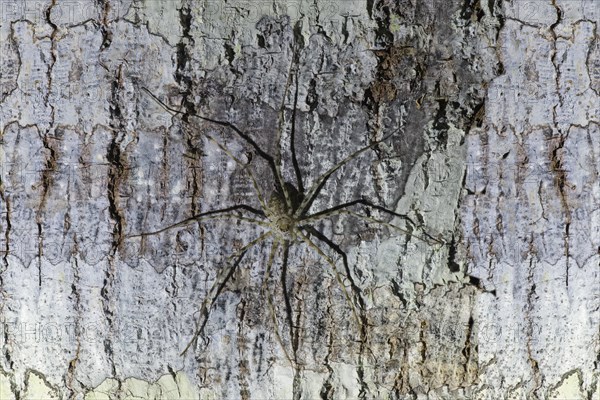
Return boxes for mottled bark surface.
[0,0,597,399]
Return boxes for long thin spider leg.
[306,198,414,225]
[273,49,298,210]
[276,44,304,198]
[260,238,279,293]
[301,225,369,351]
[277,45,299,150]
[200,129,268,209]
[289,72,304,195]
[261,239,295,367]
[307,209,443,246]
[295,130,398,218]
[181,231,272,356]
[279,240,298,356]
[296,230,362,329]
[306,199,445,244]
[128,205,268,238]
[142,87,288,203]
[300,225,364,311]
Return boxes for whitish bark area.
[0,0,596,399]
[460,1,600,398]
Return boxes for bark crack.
[548,0,572,287]
[102,65,127,384]
[319,283,335,400]
[236,298,250,400]
[585,22,599,97]
[525,252,542,397]
[35,0,59,287]
[65,255,82,399]
[0,185,11,270]
[97,0,113,50]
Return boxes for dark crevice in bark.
[236,298,250,400]
[103,67,127,385]
[44,0,58,97]
[185,138,203,216]
[548,1,572,290]
[37,0,59,287]
[65,255,82,399]
[1,24,21,103]
[462,315,474,367]
[464,101,486,136]
[176,1,203,223]
[432,99,450,149]
[550,136,571,286]
[2,327,14,371]
[292,367,303,400]
[36,133,58,287]
[525,254,543,397]
[1,190,10,269]
[107,133,124,248]
[8,375,19,400]
[176,1,196,122]
[0,162,12,371]
[252,333,265,376]
[447,234,460,272]
[97,0,113,50]
[586,23,599,97]
[107,66,127,250]
[372,0,393,49]
[224,42,235,65]
[390,278,407,308]
[419,320,427,364]
[460,0,477,21]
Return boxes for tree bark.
[0,0,597,399]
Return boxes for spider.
[131,83,443,364]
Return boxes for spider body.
[265,183,304,241]
[265,192,297,240]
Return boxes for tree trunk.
[0,0,597,399]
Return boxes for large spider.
[132,83,443,363]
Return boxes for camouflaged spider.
[132,84,442,363]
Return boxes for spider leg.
[128,205,268,238]
[296,230,362,330]
[306,198,414,225]
[261,238,295,367]
[279,240,299,357]
[307,208,443,246]
[289,75,304,195]
[181,231,272,356]
[295,130,398,218]
[301,225,365,311]
[301,225,370,356]
[306,198,443,244]
[276,48,304,196]
[142,87,289,207]
[199,129,268,209]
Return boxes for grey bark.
[0,0,597,399]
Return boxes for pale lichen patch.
[0,372,17,400]
[23,370,59,400]
[548,370,586,400]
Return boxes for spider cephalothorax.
[265,183,304,240]
[133,87,445,362]
[265,191,297,239]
